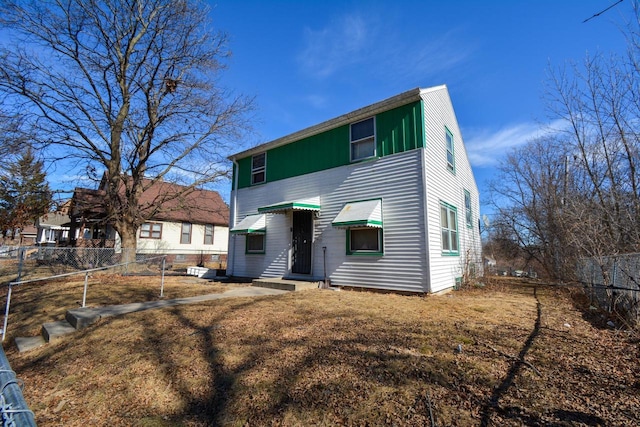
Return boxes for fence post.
[160,256,166,298]
[16,247,25,283]
[82,271,89,308]
[1,285,13,342]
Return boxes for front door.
[292,210,313,274]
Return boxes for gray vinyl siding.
[228,149,429,293]
[421,87,483,292]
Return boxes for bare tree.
[489,136,574,279]
[0,0,252,256]
[491,1,640,280]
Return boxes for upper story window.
[350,117,376,161]
[140,222,162,239]
[464,190,472,228]
[204,224,214,245]
[180,223,192,244]
[251,153,266,185]
[446,127,455,173]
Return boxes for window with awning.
[332,199,383,255]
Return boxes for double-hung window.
[180,223,192,244]
[251,153,266,185]
[140,223,162,239]
[440,202,459,255]
[204,224,214,245]
[350,117,376,161]
[446,127,455,173]
[464,190,472,228]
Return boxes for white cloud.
[464,119,567,167]
[297,13,370,78]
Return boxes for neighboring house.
[36,211,72,246]
[69,178,229,264]
[227,85,482,293]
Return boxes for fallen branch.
[483,343,542,377]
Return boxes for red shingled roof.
[72,179,229,226]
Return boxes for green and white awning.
[230,214,266,234]
[258,196,321,214]
[332,199,383,228]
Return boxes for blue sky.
[209,0,631,211]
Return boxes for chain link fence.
[576,253,640,328]
[0,345,36,426]
[0,246,227,284]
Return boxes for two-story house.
[227,85,482,293]
[69,177,229,266]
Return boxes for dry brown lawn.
[3,276,640,426]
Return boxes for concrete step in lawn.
[252,278,320,291]
[14,285,291,352]
[14,320,78,353]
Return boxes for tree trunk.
[117,221,137,265]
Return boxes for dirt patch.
[6,277,640,426]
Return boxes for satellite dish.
[482,214,490,228]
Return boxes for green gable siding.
[377,100,425,156]
[268,125,350,182]
[235,101,424,189]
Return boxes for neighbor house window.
[446,127,455,173]
[140,223,162,239]
[180,223,192,244]
[440,202,459,255]
[347,228,383,255]
[350,117,376,161]
[251,152,266,185]
[464,190,472,228]
[204,224,214,244]
[246,234,265,254]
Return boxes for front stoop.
[252,278,320,291]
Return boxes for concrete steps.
[13,285,291,352]
[252,278,320,291]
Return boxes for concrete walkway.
[15,286,289,352]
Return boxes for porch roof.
[257,197,321,214]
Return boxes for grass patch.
[4,277,640,426]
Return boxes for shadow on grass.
[479,287,542,426]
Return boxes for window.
[204,224,214,244]
[440,202,459,255]
[350,117,376,161]
[347,228,383,255]
[464,190,472,228]
[140,223,162,239]
[446,127,455,173]
[246,234,265,253]
[251,153,266,185]
[180,223,192,244]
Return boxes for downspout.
[228,157,239,276]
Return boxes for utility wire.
[583,0,625,23]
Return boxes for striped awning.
[332,199,383,228]
[230,214,266,234]
[258,196,321,214]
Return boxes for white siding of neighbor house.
[228,149,429,293]
[421,87,483,293]
[136,222,228,254]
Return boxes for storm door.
[292,210,313,274]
